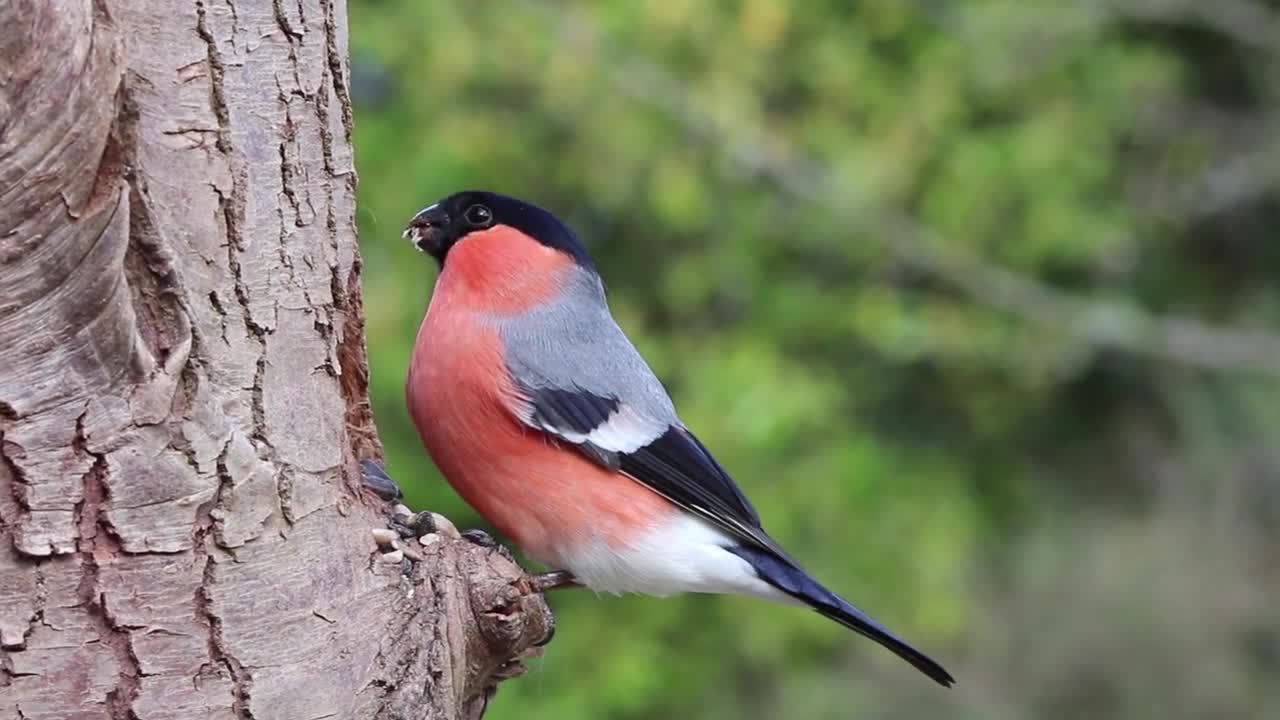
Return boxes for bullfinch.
[400,190,954,687]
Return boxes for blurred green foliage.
[350,1,1280,718]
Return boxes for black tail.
[729,546,955,687]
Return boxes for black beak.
[403,206,449,258]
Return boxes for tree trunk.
[0,2,552,718]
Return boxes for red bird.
[398,190,953,686]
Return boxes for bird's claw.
[360,461,530,577]
[461,528,498,547]
[362,461,450,568]
[462,528,519,563]
[359,459,402,501]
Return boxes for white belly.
[556,513,791,602]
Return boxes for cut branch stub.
[366,531,556,720]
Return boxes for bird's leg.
[463,528,580,596]
[362,460,579,594]
[525,570,580,594]
[460,531,579,594]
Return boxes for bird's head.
[404,190,595,272]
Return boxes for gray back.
[499,267,679,425]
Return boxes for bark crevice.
[1,1,553,717]
[197,554,254,719]
[75,413,143,720]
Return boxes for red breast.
[406,226,673,565]
[427,225,569,313]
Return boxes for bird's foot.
[359,458,402,501]
[461,527,498,547]
[461,527,522,565]
[361,460,577,599]
[362,460,463,567]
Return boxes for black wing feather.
[517,385,793,561]
[528,387,618,435]
[620,426,758,526]
[524,387,622,469]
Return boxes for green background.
[350,2,1280,718]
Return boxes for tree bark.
[0,2,552,718]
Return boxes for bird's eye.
[465,204,493,227]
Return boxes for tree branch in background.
[1089,0,1280,52]
[534,0,1280,376]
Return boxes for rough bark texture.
[0,2,552,718]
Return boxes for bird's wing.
[512,381,795,558]
[499,290,792,561]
